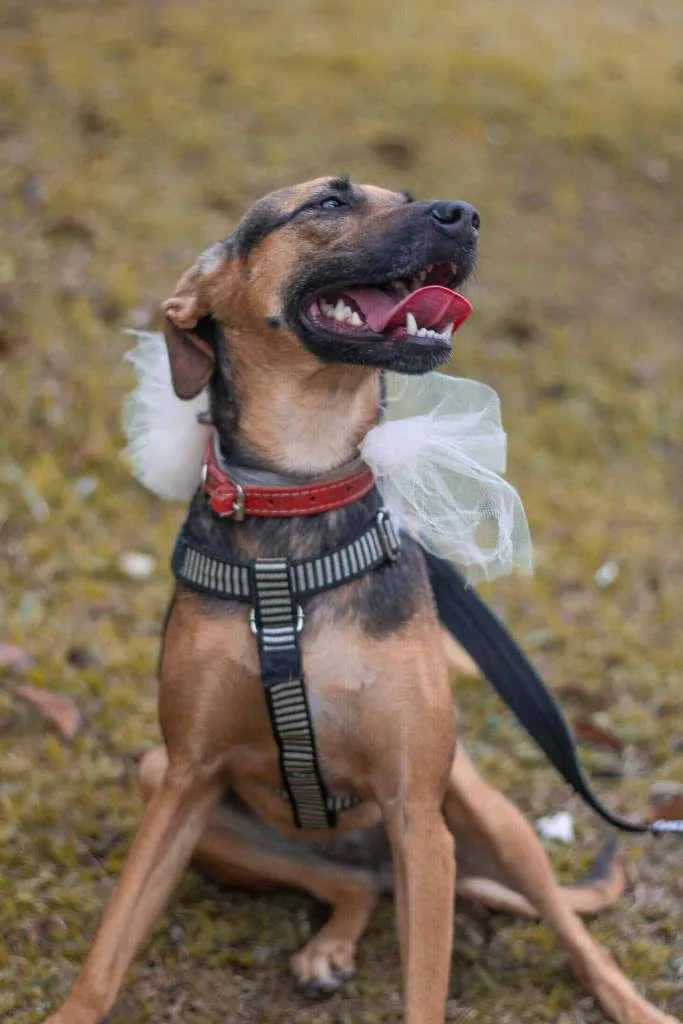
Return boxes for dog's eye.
[319,197,345,210]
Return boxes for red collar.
[202,436,375,519]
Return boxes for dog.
[43,177,677,1024]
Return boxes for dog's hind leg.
[140,746,378,999]
[456,835,627,919]
[444,747,678,1024]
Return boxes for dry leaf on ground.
[0,642,34,672]
[13,684,82,741]
[573,717,623,752]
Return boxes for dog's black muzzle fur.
[284,199,479,375]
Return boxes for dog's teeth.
[406,312,418,335]
[333,299,353,322]
[440,322,454,341]
[349,310,362,327]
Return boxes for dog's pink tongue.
[340,285,473,332]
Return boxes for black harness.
[172,491,682,838]
[172,508,400,829]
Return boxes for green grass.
[1,1,682,1020]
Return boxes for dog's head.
[161,177,478,401]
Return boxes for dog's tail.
[561,835,627,914]
[457,837,627,919]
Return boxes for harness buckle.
[377,508,400,562]
[249,604,305,636]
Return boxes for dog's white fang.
[406,312,418,335]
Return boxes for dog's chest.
[213,615,394,782]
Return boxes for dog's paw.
[290,937,357,1000]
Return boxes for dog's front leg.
[44,763,223,1024]
[383,793,455,1023]
[373,675,456,1024]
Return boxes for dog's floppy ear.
[161,273,216,400]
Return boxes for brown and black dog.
[43,178,676,1024]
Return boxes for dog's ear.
[161,271,216,400]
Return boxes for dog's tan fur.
[43,179,676,1024]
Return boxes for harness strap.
[172,509,400,602]
[270,786,362,812]
[425,551,683,836]
[250,558,334,829]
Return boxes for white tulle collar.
[122,331,532,583]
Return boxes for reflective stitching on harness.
[172,511,398,604]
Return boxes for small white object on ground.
[119,551,156,579]
[536,810,574,843]
[595,560,619,587]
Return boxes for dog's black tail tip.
[582,835,620,884]
[565,835,626,916]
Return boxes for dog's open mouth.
[304,262,472,349]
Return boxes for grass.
[1,0,682,1020]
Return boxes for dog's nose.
[430,200,480,238]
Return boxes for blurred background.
[1,1,681,1021]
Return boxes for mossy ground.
[1,1,682,1020]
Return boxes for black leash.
[425,551,683,836]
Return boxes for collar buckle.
[230,481,246,521]
[209,475,246,521]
